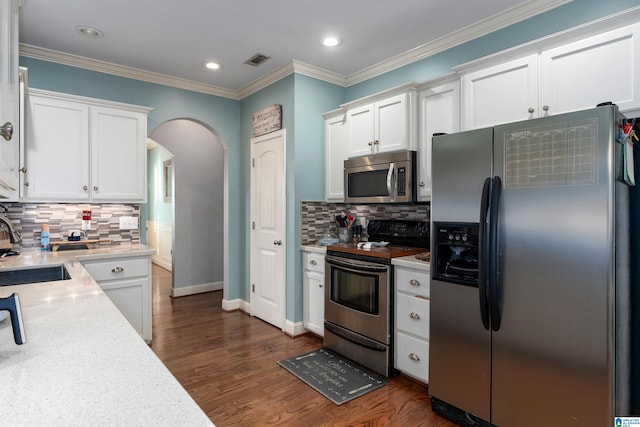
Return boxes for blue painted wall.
[239,74,343,321]
[147,146,173,225]
[20,57,244,299]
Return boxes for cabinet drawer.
[395,266,430,297]
[302,252,325,273]
[82,257,150,282]
[395,332,429,383]
[396,293,429,338]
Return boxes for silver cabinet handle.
[309,260,317,265]
[409,312,420,320]
[319,284,324,288]
[368,141,373,146]
[542,105,549,111]
[373,140,379,145]
[19,167,26,173]
[274,240,282,246]
[409,279,420,287]
[111,267,124,273]
[528,107,534,114]
[0,122,13,141]
[83,185,88,190]
[408,353,420,361]
[419,181,425,187]
[93,186,98,191]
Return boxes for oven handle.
[324,322,387,352]
[325,255,389,273]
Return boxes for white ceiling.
[18,0,570,98]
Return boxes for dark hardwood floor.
[150,265,457,427]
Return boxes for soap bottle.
[41,224,50,251]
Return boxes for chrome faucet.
[0,293,26,344]
[0,204,21,244]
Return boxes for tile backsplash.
[2,203,141,248]
[300,200,430,245]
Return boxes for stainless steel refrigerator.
[429,105,631,427]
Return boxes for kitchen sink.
[0,265,71,286]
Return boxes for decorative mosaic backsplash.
[1,203,141,248]
[300,201,430,245]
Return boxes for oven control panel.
[367,219,429,247]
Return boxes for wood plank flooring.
[150,265,457,427]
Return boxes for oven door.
[324,254,390,344]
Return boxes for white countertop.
[0,244,214,427]
[391,254,430,271]
[300,244,327,254]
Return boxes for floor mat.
[277,348,387,405]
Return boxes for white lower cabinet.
[82,255,152,342]
[394,263,430,383]
[302,250,325,336]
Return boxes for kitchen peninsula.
[0,245,213,426]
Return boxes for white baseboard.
[222,298,251,312]
[284,319,306,337]
[152,258,172,271]
[171,281,223,297]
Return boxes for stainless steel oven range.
[324,219,429,377]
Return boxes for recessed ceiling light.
[205,61,221,70]
[75,25,104,39]
[322,37,342,47]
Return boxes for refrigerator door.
[491,107,616,426]
[430,128,493,421]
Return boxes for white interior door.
[250,129,286,329]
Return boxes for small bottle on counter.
[41,224,50,251]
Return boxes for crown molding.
[345,0,572,86]
[19,44,240,100]
[19,0,617,100]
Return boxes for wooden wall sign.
[253,104,282,137]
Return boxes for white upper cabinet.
[540,23,640,116]
[23,89,151,202]
[90,106,147,202]
[0,0,20,200]
[461,54,539,130]
[24,94,90,201]
[417,78,460,201]
[346,88,417,158]
[461,22,640,130]
[324,109,347,201]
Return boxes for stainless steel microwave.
[343,150,416,203]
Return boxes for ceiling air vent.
[244,53,271,67]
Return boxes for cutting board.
[50,239,112,251]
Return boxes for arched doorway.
[147,119,227,299]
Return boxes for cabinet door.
[303,269,324,336]
[23,95,90,200]
[346,103,375,157]
[540,23,640,116]
[0,0,20,199]
[418,81,460,201]
[462,54,538,130]
[91,106,147,202]
[325,111,347,201]
[375,93,413,153]
[101,277,149,340]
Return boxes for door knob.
[273,240,282,246]
[0,122,13,141]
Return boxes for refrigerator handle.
[478,177,491,330]
[489,176,502,331]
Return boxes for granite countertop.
[0,243,214,426]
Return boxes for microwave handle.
[387,162,395,202]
